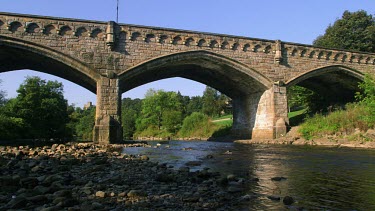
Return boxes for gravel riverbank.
[235,128,375,149]
[0,142,253,210]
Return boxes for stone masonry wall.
[1,12,374,88]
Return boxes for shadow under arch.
[286,65,364,107]
[118,50,272,98]
[0,36,100,93]
[118,50,274,139]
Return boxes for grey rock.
[6,196,28,209]
[283,196,294,205]
[127,190,146,197]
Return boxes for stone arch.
[43,24,57,35]
[299,49,307,57]
[118,50,271,97]
[232,43,240,50]
[365,57,371,64]
[349,55,355,63]
[263,45,272,53]
[317,51,324,59]
[130,32,141,41]
[59,25,73,36]
[209,40,218,48]
[91,28,104,39]
[145,34,156,43]
[197,39,206,47]
[286,65,363,105]
[8,21,23,32]
[158,35,168,44]
[334,52,344,61]
[0,36,99,93]
[252,44,261,52]
[243,43,250,52]
[221,41,229,49]
[25,22,40,33]
[290,48,298,56]
[172,36,182,45]
[308,50,316,58]
[75,26,88,37]
[184,37,195,46]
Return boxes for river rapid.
[123,141,375,210]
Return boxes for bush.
[134,125,172,139]
[179,112,219,138]
[299,74,375,140]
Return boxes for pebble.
[0,142,246,210]
[95,191,106,198]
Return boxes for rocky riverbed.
[0,142,256,210]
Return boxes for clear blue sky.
[0,0,374,107]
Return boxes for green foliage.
[121,98,142,139]
[299,75,375,139]
[356,74,375,127]
[6,76,70,139]
[299,103,372,139]
[75,107,96,141]
[162,110,183,133]
[132,87,233,139]
[0,114,25,140]
[202,86,229,117]
[179,112,219,138]
[313,10,375,52]
[186,96,203,115]
[287,85,328,113]
[136,89,182,132]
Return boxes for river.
[123,140,375,210]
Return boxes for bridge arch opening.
[286,65,364,124]
[0,38,99,93]
[118,51,274,139]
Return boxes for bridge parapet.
[283,42,375,65]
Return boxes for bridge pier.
[232,83,288,139]
[93,76,122,144]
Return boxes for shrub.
[179,112,219,138]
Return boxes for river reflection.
[123,141,375,210]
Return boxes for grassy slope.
[299,103,374,140]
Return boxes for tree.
[356,74,375,127]
[0,80,6,106]
[0,98,25,140]
[136,89,182,133]
[202,86,228,117]
[162,110,182,133]
[121,98,142,139]
[10,76,69,139]
[314,10,375,52]
[187,96,203,115]
[75,106,96,141]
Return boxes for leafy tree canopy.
[313,10,375,52]
[11,76,69,139]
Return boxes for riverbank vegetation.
[131,87,231,139]
[0,79,232,141]
[298,74,375,140]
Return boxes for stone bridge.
[0,12,374,144]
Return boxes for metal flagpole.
[116,0,119,23]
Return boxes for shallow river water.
[123,141,375,210]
